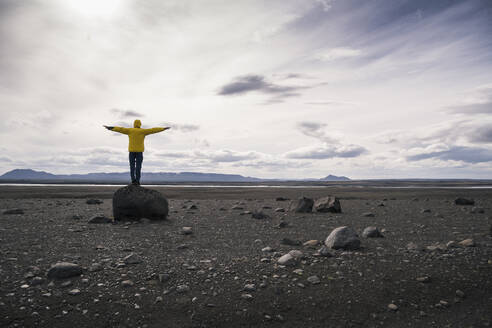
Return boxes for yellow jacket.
[112,120,166,152]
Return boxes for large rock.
[113,184,169,221]
[314,196,341,213]
[290,197,314,213]
[47,262,82,279]
[325,226,361,250]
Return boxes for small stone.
[362,226,383,238]
[86,199,103,205]
[251,210,269,220]
[303,240,319,248]
[315,246,333,257]
[307,275,320,285]
[47,262,83,280]
[68,289,80,296]
[325,226,361,250]
[181,227,193,235]
[293,269,303,275]
[458,239,475,247]
[362,212,375,217]
[388,303,398,311]
[88,215,112,224]
[241,293,253,300]
[421,209,431,213]
[176,284,190,293]
[243,284,256,292]
[454,198,475,206]
[158,273,170,283]
[231,205,244,210]
[262,246,275,252]
[20,284,29,289]
[281,238,301,246]
[61,280,72,287]
[446,241,458,248]
[276,197,289,201]
[3,208,24,215]
[406,242,419,251]
[456,290,465,298]
[416,276,431,283]
[124,253,143,264]
[274,208,285,212]
[439,300,449,307]
[89,263,103,272]
[31,277,44,286]
[186,204,197,210]
[121,280,134,287]
[155,296,163,303]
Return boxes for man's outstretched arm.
[104,125,130,134]
[143,127,171,135]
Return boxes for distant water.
[1,183,492,189]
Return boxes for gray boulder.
[47,262,82,279]
[314,196,341,213]
[362,226,383,238]
[290,197,314,213]
[113,184,168,221]
[325,226,361,250]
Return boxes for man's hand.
[104,125,114,130]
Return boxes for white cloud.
[314,47,362,61]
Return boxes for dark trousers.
[129,152,143,183]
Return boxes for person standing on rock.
[104,119,170,185]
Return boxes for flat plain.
[0,184,491,328]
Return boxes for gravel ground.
[0,185,492,328]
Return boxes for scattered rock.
[458,239,476,247]
[3,208,24,215]
[241,293,253,300]
[277,221,289,228]
[181,227,193,235]
[243,284,256,292]
[388,303,398,311]
[68,288,81,296]
[277,250,303,266]
[307,275,320,285]
[121,280,134,287]
[113,184,169,221]
[290,197,314,213]
[274,208,285,212]
[86,199,103,205]
[471,207,484,214]
[281,238,301,246]
[421,209,431,213]
[276,197,289,201]
[231,205,244,210]
[176,284,190,293]
[31,277,44,286]
[454,198,475,206]
[87,215,112,224]
[362,226,383,238]
[456,290,465,298]
[446,241,458,248]
[123,253,143,264]
[315,246,333,257]
[262,246,275,252]
[313,196,342,213]
[416,276,431,283]
[406,242,419,251]
[252,210,270,220]
[89,263,103,272]
[362,212,375,217]
[47,262,82,280]
[186,204,197,210]
[325,226,361,250]
[303,240,319,248]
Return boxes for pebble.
[176,284,190,293]
[241,293,253,300]
[303,240,319,247]
[244,284,256,292]
[388,303,398,311]
[68,289,81,296]
[181,227,193,235]
[307,275,320,285]
[121,280,134,287]
[262,246,275,252]
[458,239,476,247]
[124,253,143,264]
[456,290,465,298]
[47,262,83,279]
[416,276,431,283]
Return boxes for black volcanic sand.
[0,185,491,328]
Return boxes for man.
[104,119,170,185]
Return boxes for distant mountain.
[0,169,352,183]
[320,174,351,181]
[1,169,57,180]
[0,169,264,182]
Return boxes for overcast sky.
[1,0,492,179]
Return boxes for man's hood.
[134,119,141,128]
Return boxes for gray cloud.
[469,126,492,143]
[298,121,336,143]
[160,122,200,133]
[156,149,259,163]
[447,89,492,114]
[111,108,145,118]
[407,146,492,163]
[218,74,309,103]
[285,144,367,159]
